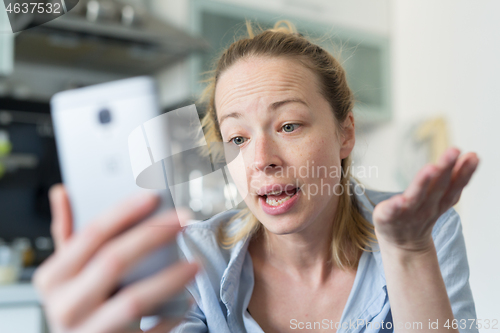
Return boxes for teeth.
[266,195,292,206]
[267,190,282,195]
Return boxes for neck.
[250,193,357,287]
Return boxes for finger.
[76,261,199,333]
[56,209,189,327]
[34,192,160,293]
[49,184,73,252]
[439,153,479,211]
[401,163,435,209]
[423,147,461,208]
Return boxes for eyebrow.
[218,98,308,127]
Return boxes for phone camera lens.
[98,109,112,124]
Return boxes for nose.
[249,132,282,173]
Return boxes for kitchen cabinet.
[0,283,48,333]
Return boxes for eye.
[282,123,300,133]
[229,136,246,146]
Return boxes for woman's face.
[215,56,355,235]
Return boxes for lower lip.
[259,188,301,215]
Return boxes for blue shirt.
[141,180,478,333]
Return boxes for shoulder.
[175,209,243,281]
[184,209,241,233]
[362,185,403,208]
[177,209,241,253]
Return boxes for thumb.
[373,195,402,226]
[49,184,73,252]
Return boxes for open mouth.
[260,187,299,207]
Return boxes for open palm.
[372,147,480,252]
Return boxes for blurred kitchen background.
[0,0,498,331]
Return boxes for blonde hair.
[196,20,377,270]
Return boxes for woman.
[35,21,479,333]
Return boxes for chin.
[255,212,308,235]
[262,223,304,236]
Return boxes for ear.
[339,111,355,160]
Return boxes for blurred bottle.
[12,238,36,267]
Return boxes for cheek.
[297,135,342,187]
[300,135,339,167]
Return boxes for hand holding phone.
[33,184,199,333]
[37,76,198,331]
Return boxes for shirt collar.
[219,178,388,310]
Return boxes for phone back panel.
[51,76,171,231]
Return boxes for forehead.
[214,56,322,115]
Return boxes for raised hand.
[372,147,480,253]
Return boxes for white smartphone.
[50,76,190,318]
